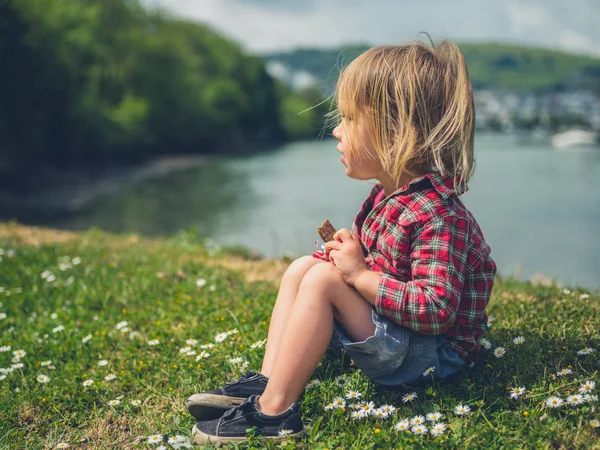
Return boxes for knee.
[282,255,322,284]
[299,262,343,294]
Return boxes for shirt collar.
[383,171,468,200]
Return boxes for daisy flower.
[380,404,396,415]
[430,422,447,437]
[200,343,214,349]
[394,419,411,432]
[250,339,267,349]
[56,443,70,449]
[579,293,590,300]
[402,392,417,403]
[41,360,52,366]
[411,424,428,435]
[108,399,121,406]
[487,316,495,327]
[147,434,163,445]
[185,338,198,346]
[52,325,65,334]
[179,346,192,354]
[556,368,572,377]
[410,415,425,425]
[196,278,207,288]
[422,366,435,377]
[0,346,11,352]
[324,402,334,411]
[0,313,6,320]
[567,394,584,406]
[479,337,492,349]
[37,375,49,383]
[227,328,239,335]
[577,347,594,355]
[454,404,471,415]
[131,400,141,406]
[82,334,92,344]
[426,412,443,422]
[278,429,293,436]
[512,336,526,345]
[345,390,362,400]
[82,380,94,387]
[545,396,564,408]
[196,351,210,360]
[147,339,160,346]
[215,332,228,343]
[13,350,26,359]
[98,360,108,366]
[359,401,376,415]
[351,411,364,420]
[332,397,346,408]
[510,386,526,399]
[579,380,595,394]
[115,321,128,330]
[334,375,348,387]
[306,379,321,389]
[590,419,600,428]
[373,408,388,419]
[493,347,506,358]
[104,374,117,382]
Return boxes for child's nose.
[333,125,342,140]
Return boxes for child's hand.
[323,228,368,285]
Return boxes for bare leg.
[258,263,375,415]
[260,256,324,377]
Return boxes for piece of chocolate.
[318,219,337,243]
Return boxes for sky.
[146,0,600,57]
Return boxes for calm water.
[43,132,600,289]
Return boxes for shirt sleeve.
[374,215,468,335]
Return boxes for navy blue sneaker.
[186,371,268,421]
[192,395,305,444]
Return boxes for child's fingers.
[335,228,354,243]
[324,241,343,251]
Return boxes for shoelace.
[221,397,254,421]
[222,371,258,388]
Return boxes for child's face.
[332,106,383,181]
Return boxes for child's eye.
[341,114,353,122]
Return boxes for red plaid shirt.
[314,171,496,363]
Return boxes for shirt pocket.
[377,223,413,276]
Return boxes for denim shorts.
[330,307,466,387]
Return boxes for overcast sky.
[147,0,600,57]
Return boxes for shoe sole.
[186,393,246,421]
[192,424,306,444]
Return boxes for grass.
[0,222,599,449]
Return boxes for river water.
[35,132,600,289]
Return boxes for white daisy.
[422,366,435,377]
[359,401,376,414]
[0,313,6,320]
[0,346,11,352]
[41,360,52,366]
[82,380,94,387]
[411,424,428,435]
[215,332,228,343]
[98,360,108,366]
[147,434,163,445]
[147,339,160,346]
[590,419,600,428]
[52,325,65,333]
[556,368,572,377]
[454,404,471,415]
[72,257,81,265]
[167,435,190,446]
[567,394,584,406]
[200,343,214,349]
[410,415,425,425]
[334,375,348,387]
[512,336,526,345]
[545,396,564,408]
[332,397,346,408]
[56,443,70,449]
[426,412,443,422]
[324,402,334,411]
[227,328,239,335]
[0,375,6,381]
[12,363,24,370]
[278,429,293,436]
[37,374,50,383]
[104,374,117,382]
[345,390,362,400]
[394,419,411,432]
[250,339,267,349]
[510,386,526,399]
[196,278,207,288]
[82,334,92,344]
[430,422,447,437]
[577,347,594,355]
[579,293,590,300]
[579,380,595,394]
[115,321,128,330]
[306,379,321,389]
[179,346,192,354]
[380,404,396,415]
[108,399,121,406]
[478,338,492,350]
[373,408,388,419]
[493,347,506,358]
[487,316,495,327]
[351,411,363,420]
[13,349,26,359]
[402,392,417,403]
[131,400,141,406]
[196,351,211,360]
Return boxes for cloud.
[146,0,600,56]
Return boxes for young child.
[188,38,497,444]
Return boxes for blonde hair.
[332,38,475,192]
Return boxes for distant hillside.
[264,42,600,93]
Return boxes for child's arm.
[353,215,469,335]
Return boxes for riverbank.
[0,223,598,449]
